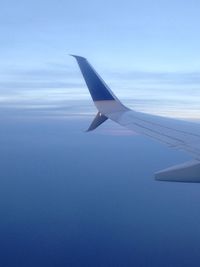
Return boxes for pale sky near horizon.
[1,0,200,119]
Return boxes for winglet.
[71,55,117,102]
[86,112,108,132]
[70,54,86,60]
[71,55,128,131]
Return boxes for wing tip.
[69,54,87,61]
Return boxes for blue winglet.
[86,112,108,132]
[71,55,116,101]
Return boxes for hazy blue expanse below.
[1,113,200,267]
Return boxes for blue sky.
[1,0,200,119]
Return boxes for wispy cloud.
[1,64,200,121]
[0,63,81,91]
[109,70,200,85]
[2,64,77,80]
[0,81,83,91]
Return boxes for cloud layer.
[1,63,200,120]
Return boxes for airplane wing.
[71,55,200,182]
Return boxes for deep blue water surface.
[0,116,200,267]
